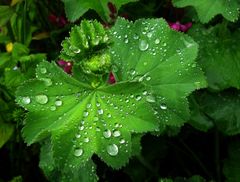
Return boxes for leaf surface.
[172,0,240,23]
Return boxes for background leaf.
[172,0,240,23]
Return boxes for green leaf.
[172,0,240,23]
[110,18,207,127]
[196,90,240,135]
[0,6,14,26]
[0,121,14,148]
[61,0,138,22]
[39,139,98,181]
[16,61,159,170]
[188,24,240,90]
[223,142,240,182]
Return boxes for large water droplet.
[113,130,121,137]
[103,129,111,138]
[160,103,167,110]
[107,144,119,156]
[139,40,149,51]
[74,148,83,157]
[35,95,48,104]
[55,100,62,107]
[22,97,31,105]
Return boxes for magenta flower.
[57,60,72,74]
[168,21,192,32]
[48,14,67,27]
[108,72,116,84]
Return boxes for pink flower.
[48,14,67,27]
[168,21,192,32]
[108,72,116,84]
[57,60,72,74]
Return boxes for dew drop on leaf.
[139,40,149,51]
[35,95,48,104]
[75,133,81,138]
[107,113,112,118]
[119,139,125,144]
[98,109,103,115]
[155,38,160,44]
[135,95,142,101]
[113,130,121,137]
[160,103,167,110]
[74,148,83,157]
[103,129,111,138]
[40,67,47,74]
[146,76,151,81]
[83,137,89,143]
[83,111,89,117]
[22,97,31,105]
[107,144,119,156]
[55,100,62,107]
[78,125,84,131]
[146,95,156,103]
[142,90,148,96]
[50,106,56,111]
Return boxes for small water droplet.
[107,113,112,118]
[83,111,89,117]
[103,129,111,138]
[146,95,156,103]
[119,139,125,144]
[133,34,139,40]
[40,67,47,74]
[74,148,83,157]
[107,144,119,156]
[73,49,81,54]
[160,103,167,110]
[139,40,149,51]
[22,97,31,105]
[50,106,56,111]
[155,39,160,44]
[55,100,62,107]
[83,137,89,143]
[35,95,48,104]
[146,76,151,81]
[75,133,81,138]
[135,95,142,101]
[87,103,91,108]
[98,109,103,115]
[78,125,84,130]
[113,130,121,137]
[142,90,148,96]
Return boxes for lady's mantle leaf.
[110,18,206,127]
[188,24,240,90]
[61,0,138,22]
[16,61,158,169]
[172,0,240,23]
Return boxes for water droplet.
[107,113,112,118]
[147,32,153,38]
[93,116,99,121]
[35,95,48,104]
[146,76,151,81]
[74,148,83,157]
[113,130,121,137]
[83,137,89,143]
[22,97,31,105]
[139,40,149,51]
[119,139,125,144]
[155,39,160,44]
[75,133,81,138]
[43,78,52,86]
[50,106,56,111]
[98,109,103,115]
[87,103,91,108]
[146,95,156,103]
[73,49,81,54]
[55,100,62,107]
[78,125,84,131]
[40,67,47,74]
[83,111,89,117]
[135,95,142,101]
[130,69,136,76]
[103,129,111,138]
[124,38,129,44]
[142,90,148,96]
[107,144,119,156]
[160,103,167,110]
[133,34,139,40]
